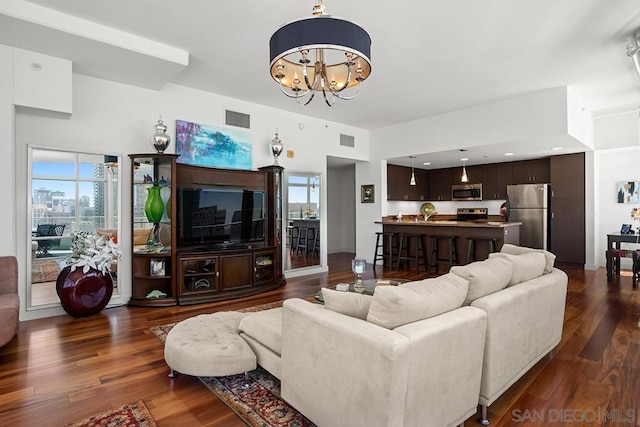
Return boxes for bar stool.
[429,235,459,273]
[373,232,398,268]
[287,226,298,254]
[396,233,428,274]
[312,228,320,256]
[466,237,497,263]
[296,227,310,256]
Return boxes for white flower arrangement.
[67,232,122,275]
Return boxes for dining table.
[606,232,640,281]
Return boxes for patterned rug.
[67,400,156,427]
[31,258,62,283]
[200,367,315,427]
[150,300,316,427]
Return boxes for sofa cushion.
[322,288,372,320]
[489,251,546,286]
[500,243,556,274]
[451,257,513,305]
[239,307,283,355]
[366,273,469,329]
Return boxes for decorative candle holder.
[351,258,366,292]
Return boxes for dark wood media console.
[128,153,285,307]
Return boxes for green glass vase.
[145,185,164,223]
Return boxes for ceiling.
[3,0,640,168]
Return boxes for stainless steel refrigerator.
[506,183,550,250]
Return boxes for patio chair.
[35,224,66,256]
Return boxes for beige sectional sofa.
[237,244,567,426]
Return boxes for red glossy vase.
[56,266,113,317]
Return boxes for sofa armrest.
[471,267,568,406]
[281,298,410,427]
[0,256,18,295]
[393,306,487,427]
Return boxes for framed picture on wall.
[617,181,639,203]
[361,184,375,203]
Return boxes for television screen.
[178,188,265,248]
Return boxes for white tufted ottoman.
[164,311,257,377]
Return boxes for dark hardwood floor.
[0,253,638,426]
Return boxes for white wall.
[374,87,575,161]
[0,46,15,258]
[9,62,371,319]
[593,146,640,270]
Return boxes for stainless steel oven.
[452,184,482,201]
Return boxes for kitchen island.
[376,218,521,267]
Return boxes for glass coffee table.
[315,278,408,302]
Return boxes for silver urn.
[270,131,283,165]
[151,118,171,153]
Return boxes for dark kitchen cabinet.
[482,163,512,200]
[412,168,429,201]
[387,164,410,201]
[387,164,428,201]
[428,168,453,201]
[511,158,550,184]
[550,152,585,265]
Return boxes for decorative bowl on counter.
[420,202,436,218]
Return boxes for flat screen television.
[178,187,265,249]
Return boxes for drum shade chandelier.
[269,1,372,106]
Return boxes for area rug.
[67,400,156,427]
[31,258,62,283]
[200,367,315,427]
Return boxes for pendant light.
[409,155,417,186]
[461,159,469,183]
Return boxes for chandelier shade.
[269,2,372,106]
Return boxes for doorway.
[284,172,321,271]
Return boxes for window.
[29,148,120,308]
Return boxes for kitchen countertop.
[376,219,522,228]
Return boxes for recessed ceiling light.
[504,152,514,156]
[551,147,563,151]
[460,157,469,162]
[423,162,431,166]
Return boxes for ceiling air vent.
[340,134,355,148]
[225,109,251,129]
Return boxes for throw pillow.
[500,243,556,274]
[322,288,372,320]
[366,273,469,329]
[451,256,513,305]
[489,251,546,286]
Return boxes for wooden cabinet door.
[412,168,429,201]
[429,168,452,201]
[482,163,512,200]
[531,158,550,183]
[550,197,585,265]
[482,164,498,200]
[387,164,412,201]
[511,160,533,184]
[550,153,585,198]
[512,159,550,184]
[219,254,253,291]
[495,163,513,199]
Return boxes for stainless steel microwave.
[452,183,482,201]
